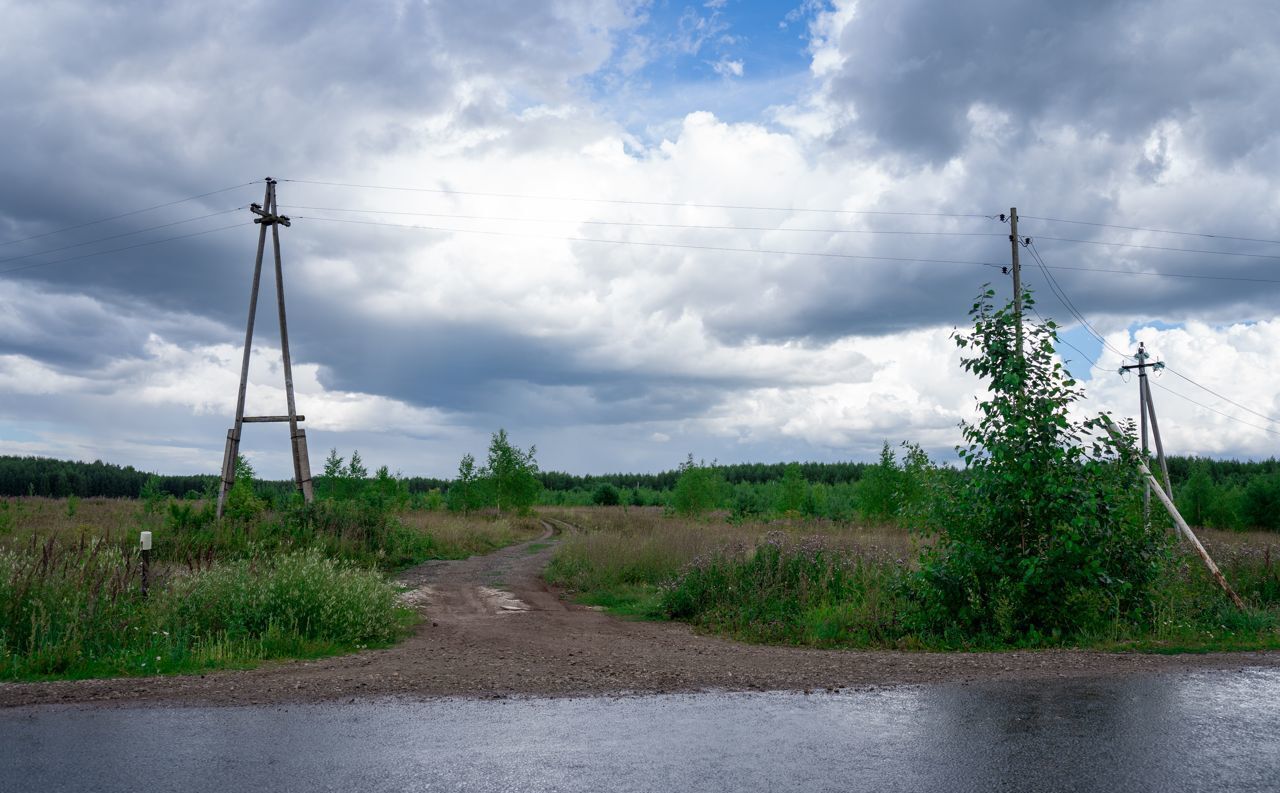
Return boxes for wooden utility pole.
[216,178,315,518]
[1120,342,1171,526]
[1008,207,1023,359]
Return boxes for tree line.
[6,447,1280,532]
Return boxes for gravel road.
[3,521,1276,708]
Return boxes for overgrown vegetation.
[547,292,1280,652]
[446,429,542,515]
[0,540,412,680]
[0,448,540,681]
[911,290,1166,641]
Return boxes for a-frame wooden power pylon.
[216,178,314,518]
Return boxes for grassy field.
[543,506,912,618]
[544,507,1280,652]
[0,496,543,681]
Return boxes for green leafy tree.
[1177,460,1216,528]
[1243,471,1280,531]
[857,442,901,523]
[673,455,727,517]
[317,448,345,499]
[447,453,486,514]
[346,450,368,480]
[140,475,167,515]
[366,465,409,511]
[224,454,265,522]
[592,483,621,506]
[915,289,1165,640]
[775,462,808,516]
[484,429,541,515]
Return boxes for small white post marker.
[140,531,152,597]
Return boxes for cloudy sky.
[2,0,1279,478]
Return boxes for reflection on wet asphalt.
[3,668,1278,792]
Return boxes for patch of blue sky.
[585,0,825,137]
[0,422,51,443]
[1054,324,1104,380]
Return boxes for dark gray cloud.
[5,0,1280,474]
[823,0,1280,165]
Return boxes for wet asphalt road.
[3,667,1278,793]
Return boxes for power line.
[1029,306,1099,369]
[0,207,246,266]
[294,214,1008,269]
[1162,366,1280,426]
[1032,234,1280,262]
[1026,241,1133,361]
[1035,262,1280,284]
[1020,214,1280,247]
[279,204,1007,238]
[0,222,251,276]
[280,178,996,219]
[294,212,1003,267]
[1029,239,1280,428]
[0,181,261,248]
[1150,381,1280,438]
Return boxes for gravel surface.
[3,523,1277,709]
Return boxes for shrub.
[912,290,1168,641]
[672,455,727,517]
[592,483,621,506]
[164,548,404,646]
[660,534,909,646]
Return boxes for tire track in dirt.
[3,519,1278,708]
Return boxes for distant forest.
[0,455,873,498]
[2,453,1279,500]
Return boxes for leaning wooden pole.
[1143,378,1173,501]
[1138,458,1245,610]
[1102,417,1244,609]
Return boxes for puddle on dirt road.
[4,667,1278,793]
[477,586,529,612]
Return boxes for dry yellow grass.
[542,505,916,593]
[397,510,545,557]
[0,496,545,562]
[0,497,149,546]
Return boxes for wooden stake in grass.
[140,530,152,598]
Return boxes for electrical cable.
[1032,261,1280,284]
[1150,381,1280,437]
[1031,234,1280,262]
[1019,214,1280,247]
[279,178,996,219]
[1162,366,1280,426]
[0,181,261,248]
[293,214,1008,269]
[0,222,252,276]
[0,207,246,266]
[1026,241,1133,361]
[278,204,1008,238]
[1029,306,1100,369]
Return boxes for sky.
[2,0,1280,479]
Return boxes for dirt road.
[3,522,1277,708]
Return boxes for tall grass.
[0,539,412,680]
[661,533,912,646]
[545,508,1280,651]
[1,496,543,571]
[543,506,912,618]
[0,494,542,681]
